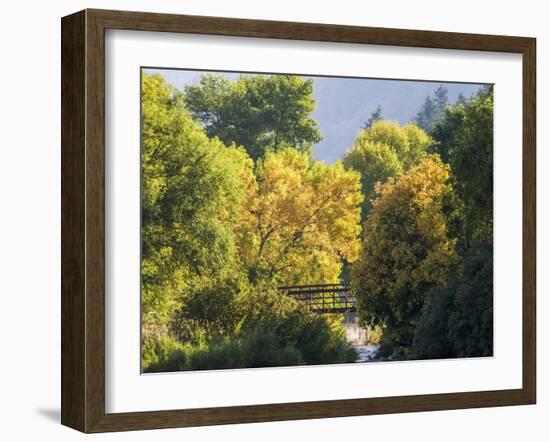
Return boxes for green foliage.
[142,283,357,372]
[243,297,355,364]
[142,336,189,373]
[433,85,449,117]
[185,74,322,161]
[173,275,248,338]
[402,88,494,359]
[432,87,494,245]
[412,244,493,359]
[141,70,493,370]
[141,73,253,338]
[238,285,357,365]
[344,120,432,220]
[414,85,448,133]
[188,330,304,370]
[351,155,459,350]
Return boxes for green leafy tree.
[180,74,232,138]
[185,74,322,161]
[432,87,493,244]
[343,120,432,220]
[351,155,459,352]
[141,73,361,372]
[412,244,493,359]
[141,73,252,338]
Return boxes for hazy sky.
[145,68,485,163]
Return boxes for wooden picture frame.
[61,8,536,433]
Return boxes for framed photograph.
[61,9,536,433]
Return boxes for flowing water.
[354,344,381,362]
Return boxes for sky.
[145,68,485,163]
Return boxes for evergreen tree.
[414,96,437,132]
[414,86,449,133]
[433,85,449,118]
[363,104,382,129]
[456,92,467,105]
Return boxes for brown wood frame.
[61,8,536,433]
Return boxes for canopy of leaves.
[141,73,253,335]
[432,87,493,245]
[351,154,459,350]
[141,73,362,371]
[343,120,432,219]
[412,244,493,359]
[237,148,363,285]
[141,70,493,370]
[185,73,322,161]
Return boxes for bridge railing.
[278,284,356,313]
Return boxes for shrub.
[144,283,357,372]
[142,336,188,373]
[173,274,248,338]
[189,329,303,370]
[411,244,493,359]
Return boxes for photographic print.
[140,68,494,373]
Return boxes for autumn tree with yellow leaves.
[343,120,433,220]
[237,148,363,285]
[351,154,459,353]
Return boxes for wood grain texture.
[61,9,537,433]
[61,10,86,432]
[522,38,537,403]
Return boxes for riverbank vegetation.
[350,87,494,359]
[141,72,493,372]
[141,73,359,371]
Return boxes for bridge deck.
[278,284,356,313]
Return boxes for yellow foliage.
[352,154,458,346]
[237,148,363,285]
[343,120,433,219]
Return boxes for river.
[354,344,380,362]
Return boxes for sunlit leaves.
[141,73,253,334]
[343,120,433,219]
[237,148,363,285]
[185,74,322,161]
[351,155,459,349]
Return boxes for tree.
[415,95,437,132]
[415,85,448,133]
[351,155,459,352]
[141,73,362,372]
[343,120,432,220]
[432,87,493,244]
[185,74,322,161]
[362,104,382,129]
[237,148,363,285]
[456,92,467,105]
[180,74,232,138]
[141,73,253,337]
[433,85,449,116]
[412,244,493,359]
